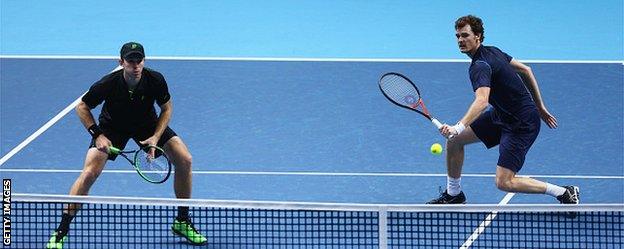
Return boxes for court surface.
[1,58,622,204]
[1,2,623,248]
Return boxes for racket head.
[133,145,172,184]
[379,72,432,119]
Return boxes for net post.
[378,207,388,249]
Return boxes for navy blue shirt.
[82,68,171,132]
[469,45,536,126]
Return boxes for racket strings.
[380,75,421,108]
[136,151,169,178]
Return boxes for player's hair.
[455,15,484,42]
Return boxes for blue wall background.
[1,1,622,60]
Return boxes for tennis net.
[8,194,623,248]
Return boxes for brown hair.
[455,15,484,42]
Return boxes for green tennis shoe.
[46,232,67,249]
[172,218,207,245]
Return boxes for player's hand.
[538,106,558,129]
[94,135,112,154]
[139,136,159,158]
[440,122,464,139]
[439,124,456,138]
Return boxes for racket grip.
[432,118,455,139]
[431,118,443,129]
[108,146,120,155]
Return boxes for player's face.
[120,58,144,80]
[455,25,481,55]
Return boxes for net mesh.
[9,194,624,249]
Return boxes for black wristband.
[87,124,103,139]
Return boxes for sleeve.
[153,72,171,106]
[81,77,110,109]
[469,60,492,91]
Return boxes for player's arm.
[459,87,490,126]
[76,100,111,152]
[440,87,489,137]
[140,100,172,147]
[509,59,558,128]
[154,100,172,139]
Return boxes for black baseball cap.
[120,42,145,60]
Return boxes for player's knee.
[446,138,462,152]
[495,177,513,192]
[181,154,192,167]
[174,153,193,170]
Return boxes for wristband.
[453,122,465,135]
[87,124,103,139]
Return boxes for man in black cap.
[47,42,207,248]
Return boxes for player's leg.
[158,129,206,245]
[67,148,109,211]
[495,166,548,193]
[162,136,193,201]
[446,126,481,178]
[47,148,109,249]
[495,114,579,204]
[495,166,579,205]
[427,111,499,204]
[427,126,481,204]
[48,128,128,249]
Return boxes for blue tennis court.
[1,58,623,204]
[1,1,623,248]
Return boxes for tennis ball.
[430,143,443,155]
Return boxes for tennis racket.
[378,72,453,139]
[109,145,172,184]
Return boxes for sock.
[447,177,462,196]
[55,213,74,237]
[544,183,567,197]
[177,206,189,221]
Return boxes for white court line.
[460,193,516,249]
[1,55,623,64]
[0,96,86,166]
[1,168,623,179]
[0,66,122,167]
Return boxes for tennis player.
[427,15,580,205]
[47,42,207,248]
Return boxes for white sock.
[447,177,462,196]
[544,183,566,197]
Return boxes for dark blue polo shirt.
[469,45,536,126]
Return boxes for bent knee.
[446,139,461,150]
[172,153,193,171]
[495,177,514,192]
[180,154,192,167]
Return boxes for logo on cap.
[121,42,145,60]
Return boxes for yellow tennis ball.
[430,143,443,155]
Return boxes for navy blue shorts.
[89,124,178,161]
[470,109,541,172]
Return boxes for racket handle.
[108,146,120,155]
[432,118,455,139]
[431,118,443,129]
